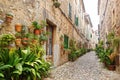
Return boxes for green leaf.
[0,64,12,70]
[22,50,28,54]
[36,72,41,79]
[31,69,36,77]
[15,63,22,72]
[12,70,21,75]
[13,57,22,66]
[0,73,4,78]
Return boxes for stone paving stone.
[45,51,120,80]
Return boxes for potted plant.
[0,34,15,47]
[5,13,13,23]
[53,0,61,8]
[40,32,50,44]
[40,34,48,44]
[22,33,30,45]
[15,23,22,32]
[68,52,77,61]
[32,21,42,35]
[105,56,116,70]
[15,32,22,46]
[112,37,120,66]
[31,35,39,44]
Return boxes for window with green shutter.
[69,3,72,20]
[64,35,69,49]
[75,17,79,26]
[90,34,92,38]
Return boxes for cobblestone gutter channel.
[45,51,120,80]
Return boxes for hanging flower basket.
[53,1,61,8]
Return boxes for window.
[90,34,92,38]
[112,9,115,25]
[69,3,72,20]
[64,35,69,49]
[75,15,79,26]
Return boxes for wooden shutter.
[75,17,79,26]
[64,35,69,49]
[69,3,72,19]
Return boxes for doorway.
[46,20,55,62]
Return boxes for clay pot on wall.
[32,39,38,44]
[34,29,41,35]
[15,23,22,32]
[15,38,21,46]
[5,13,13,23]
[22,37,29,45]
[107,64,116,71]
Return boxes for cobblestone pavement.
[45,51,120,80]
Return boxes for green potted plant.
[30,34,39,45]
[32,21,42,35]
[53,0,61,8]
[39,32,50,44]
[0,47,51,80]
[68,52,77,61]
[22,33,30,45]
[15,32,22,46]
[0,34,15,47]
[112,36,120,65]
[105,56,116,70]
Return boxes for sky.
[83,0,99,31]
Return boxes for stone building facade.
[0,0,88,67]
[84,14,94,49]
[98,0,120,46]
[98,0,120,72]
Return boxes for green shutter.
[69,3,72,19]
[91,34,92,38]
[64,35,69,49]
[75,17,78,26]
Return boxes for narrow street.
[46,51,120,80]
[1,0,120,80]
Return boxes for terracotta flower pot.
[32,39,38,44]
[15,23,22,32]
[22,37,29,45]
[107,64,115,71]
[40,41,46,45]
[34,29,41,35]
[15,38,21,46]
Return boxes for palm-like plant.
[0,47,51,80]
[0,34,15,47]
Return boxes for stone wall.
[0,0,85,66]
[99,0,120,73]
[99,0,115,44]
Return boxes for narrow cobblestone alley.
[46,51,120,80]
